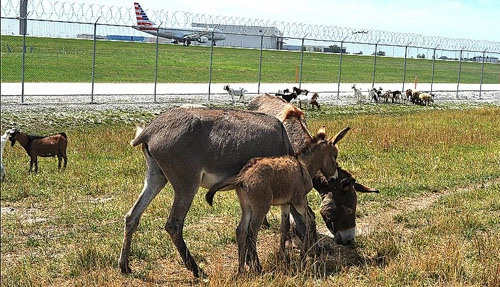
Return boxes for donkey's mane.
[294,132,327,157]
[277,104,305,123]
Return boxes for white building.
[192,23,283,49]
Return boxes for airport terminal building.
[192,23,284,50]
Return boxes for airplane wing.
[180,29,210,41]
[164,29,209,41]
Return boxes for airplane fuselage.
[133,26,226,43]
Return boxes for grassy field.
[1,103,499,286]
[1,35,500,84]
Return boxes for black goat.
[275,88,298,102]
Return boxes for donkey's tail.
[205,177,239,207]
[130,125,144,147]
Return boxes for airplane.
[133,2,226,46]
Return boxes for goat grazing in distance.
[276,87,309,103]
[406,89,436,105]
[8,128,68,173]
[296,92,320,110]
[410,89,423,105]
[275,88,298,102]
[419,92,435,105]
[368,87,381,103]
[392,90,403,103]
[405,89,413,102]
[1,130,11,181]
[206,126,350,274]
[352,84,363,102]
[292,86,309,96]
[223,85,248,103]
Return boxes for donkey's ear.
[354,182,380,193]
[340,177,355,192]
[330,127,350,145]
[316,126,327,140]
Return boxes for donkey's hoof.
[119,262,132,274]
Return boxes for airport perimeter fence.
[1,16,500,105]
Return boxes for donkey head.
[314,167,379,246]
[308,126,350,181]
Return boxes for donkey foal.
[206,126,349,274]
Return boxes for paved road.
[1,82,499,106]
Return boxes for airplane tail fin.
[134,2,156,26]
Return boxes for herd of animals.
[224,85,321,109]
[1,94,382,278]
[224,84,436,108]
[352,84,436,105]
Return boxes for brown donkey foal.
[206,126,350,274]
[9,128,68,173]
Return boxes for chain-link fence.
[1,0,500,104]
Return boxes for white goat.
[223,84,248,103]
[419,92,434,105]
[351,84,363,102]
[368,88,380,103]
[295,92,320,109]
[1,129,11,181]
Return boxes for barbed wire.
[2,0,500,52]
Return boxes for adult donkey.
[248,93,379,245]
[119,107,348,278]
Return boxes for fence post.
[456,49,463,98]
[208,29,215,103]
[402,43,410,92]
[21,29,26,104]
[91,16,100,103]
[430,45,439,93]
[298,35,307,89]
[479,50,486,99]
[257,34,264,94]
[337,36,348,100]
[19,1,29,103]
[154,23,162,103]
[372,40,381,89]
[19,0,28,35]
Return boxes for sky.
[71,0,500,43]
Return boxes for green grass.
[2,35,500,84]
[1,104,499,286]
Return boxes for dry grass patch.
[1,104,499,286]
